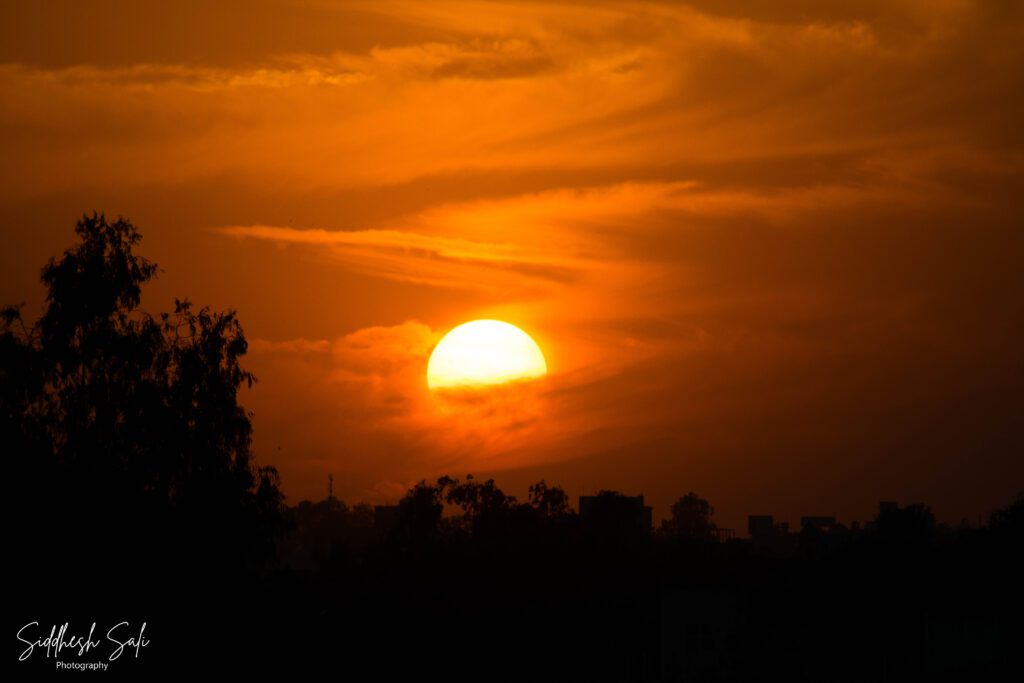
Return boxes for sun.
[427,319,548,390]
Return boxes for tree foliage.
[2,213,283,571]
[528,479,571,518]
[659,491,717,540]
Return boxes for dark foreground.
[11,491,1023,681]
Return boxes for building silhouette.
[373,504,401,535]
[800,515,837,532]
[579,493,653,538]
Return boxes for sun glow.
[427,320,547,390]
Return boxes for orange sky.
[2,1,1022,531]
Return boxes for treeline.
[273,479,1022,679]
[281,475,728,566]
[283,473,1022,562]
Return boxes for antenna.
[328,473,334,500]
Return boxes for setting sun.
[427,320,547,390]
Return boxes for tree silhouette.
[989,492,1023,537]
[659,491,717,540]
[396,479,445,542]
[2,213,283,573]
[528,479,571,518]
[438,473,517,535]
[874,502,936,552]
[578,489,651,543]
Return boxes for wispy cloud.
[7,0,1019,202]
[215,225,584,291]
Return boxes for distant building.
[748,515,790,539]
[866,501,899,531]
[748,515,775,539]
[748,515,796,553]
[373,504,401,535]
[579,493,652,538]
[799,516,837,532]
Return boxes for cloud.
[2,0,1018,207]
[215,224,584,291]
[0,36,559,92]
